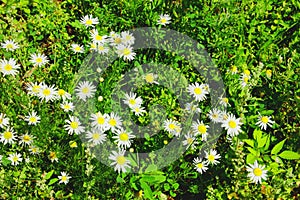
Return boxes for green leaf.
[45,170,54,180]
[244,139,254,147]
[49,178,58,185]
[258,135,268,148]
[246,147,258,156]
[253,129,262,141]
[145,164,157,173]
[271,139,286,155]
[140,181,153,199]
[116,176,125,183]
[278,151,300,160]
[246,154,257,164]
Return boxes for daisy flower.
[112,128,135,149]
[58,172,72,184]
[107,112,123,132]
[123,92,143,108]
[246,160,268,184]
[8,153,22,166]
[0,113,9,128]
[116,45,136,61]
[80,15,99,28]
[109,33,123,46]
[193,157,208,174]
[192,120,209,141]
[38,83,59,102]
[86,128,107,145]
[256,113,275,130]
[109,150,131,173]
[0,58,20,76]
[163,119,181,136]
[49,151,58,162]
[60,101,74,112]
[144,73,159,84]
[229,65,238,74]
[121,31,135,45]
[182,133,198,150]
[24,111,41,125]
[29,53,49,67]
[243,69,251,77]
[57,89,71,101]
[240,74,250,88]
[26,82,42,96]
[71,44,84,53]
[94,43,109,55]
[0,127,17,145]
[157,14,171,26]
[29,146,40,155]
[75,81,96,101]
[1,39,19,51]
[185,103,201,114]
[266,69,272,79]
[90,29,108,44]
[219,96,230,107]
[89,42,97,51]
[208,108,222,123]
[90,112,109,131]
[221,113,243,137]
[205,149,221,165]
[64,115,85,135]
[187,82,209,102]
[19,134,34,146]
[131,105,146,116]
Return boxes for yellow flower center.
[168,123,176,130]
[95,35,102,41]
[208,155,215,162]
[125,35,132,40]
[42,89,51,96]
[6,44,13,49]
[4,64,12,71]
[134,107,140,112]
[230,66,237,72]
[92,133,100,140]
[32,85,40,93]
[228,120,237,128]
[244,77,249,83]
[109,118,117,127]
[194,87,202,95]
[266,70,272,77]
[253,168,262,176]
[91,43,96,49]
[50,152,56,159]
[64,104,71,110]
[70,121,78,129]
[61,176,67,181]
[198,124,207,134]
[212,114,218,119]
[23,135,31,142]
[36,57,43,63]
[129,99,136,105]
[119,133,129,141]
[0,118,2,124]
[98,46,104,50]
[13,156,19,162]
[123,48,131,56]
[74,46,81,51]
[145,74,154,83]
[222,98,228,104]
[82,87,89,94]
[116,155,126,165]
[187,138,193,144]
[160,18,167,23]
[86,19,93,25]
[114,38,121,44]
[58,89,65,96]
[261,116,269,124]
[197,163,203,168]
[29,117,37,123]
[244,69,250,76]
[97,117,105,125]
[3,131,12,139]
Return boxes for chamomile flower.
[1,39,19,51]
[240,74,250,88]
[112,128,135,149]
[144,73,159,84]
[0,113,9,128]
[256,113,275,130]
[116,45,136,61]
[86,128,107,145]
[205,149,221,165]
[0,58,20,76]
[229,65,238,74]
[131,105,146,116]
[243,69,251,77]
[109,33,123,46]
[80,15,99,28]
[89,42,97,51]
[157,14,171,26]
[221,113,243,137]
[29,146,40,154]
[8,153,22,166]
[187,82,209,102]
[0,127,17,145]
[57,89,71,101]
[90,112,109,131]
[60,101,74,112]
[29,53,49,67]
[90,29,108,44]
[208,108,222,123]
[109,150,131,173]
[38,83,59,102]
[121,31,135,45]
[107,112,123,132]
[220,110,229,122]
[185,103,201,114]
[163,119,181,136]
[192,120,209,141]
[64,115,85,135]
[123,92,143,108]
[96,43,109,54]
[219,96,230,107]
[24,111,41,125]
[19,134,34,146]
[49,151,58,162]
[246,160,268,184]
[182,133,198,150]
[193,157,208,174]
[75,81,96,101]
[71,44,84,53]
[26,82,42,96]
[58,172,71,184]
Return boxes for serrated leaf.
[271,139,286,155]
[278,151,300,160]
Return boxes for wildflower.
[57,89,71,101]
[163,119,181,136]
[29,146,40,154]
[30,53,49,67]
[187,82,209,102]
[109,150,131,173]
[24,111,41,125]
[182,133,198,150]
[71,44,84,53]
[116,45,136,61]
[229,65,238,74]
[60,102,74,112]
[256,113,275,130]
[75,81,96,101]
[0,113,9,128]
[80,15,99,28]
[112,128,135,149]
[240,74,250,88]
[49,151,58,162]
[38,83,59,102]
[157,14,171,26]
[107,112,123,132]
[26,82,42,96]
[123,92,143,108]
[58,172,71,184]
[208,108,222,123]
[1,39,19,51]
[0,58,20,76]
[90,112,109,131]
[131,105,146,116]
[246,160,268,184]
[90,29,108,44]
[192,120,209,141]
[121,31,135,45]
[266,69,272,79]
[8,153,22,166]
[96,43,109,54]
[64,115,85,135]
[86,128,107,145]
[144,73,158,84]
[219,96,230,107]
[0,127,17,145]
[205,149,221,165]
[221,113,243,137]
[109,33,123,46]
[19,134,34,146]
[193,157,208,174]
